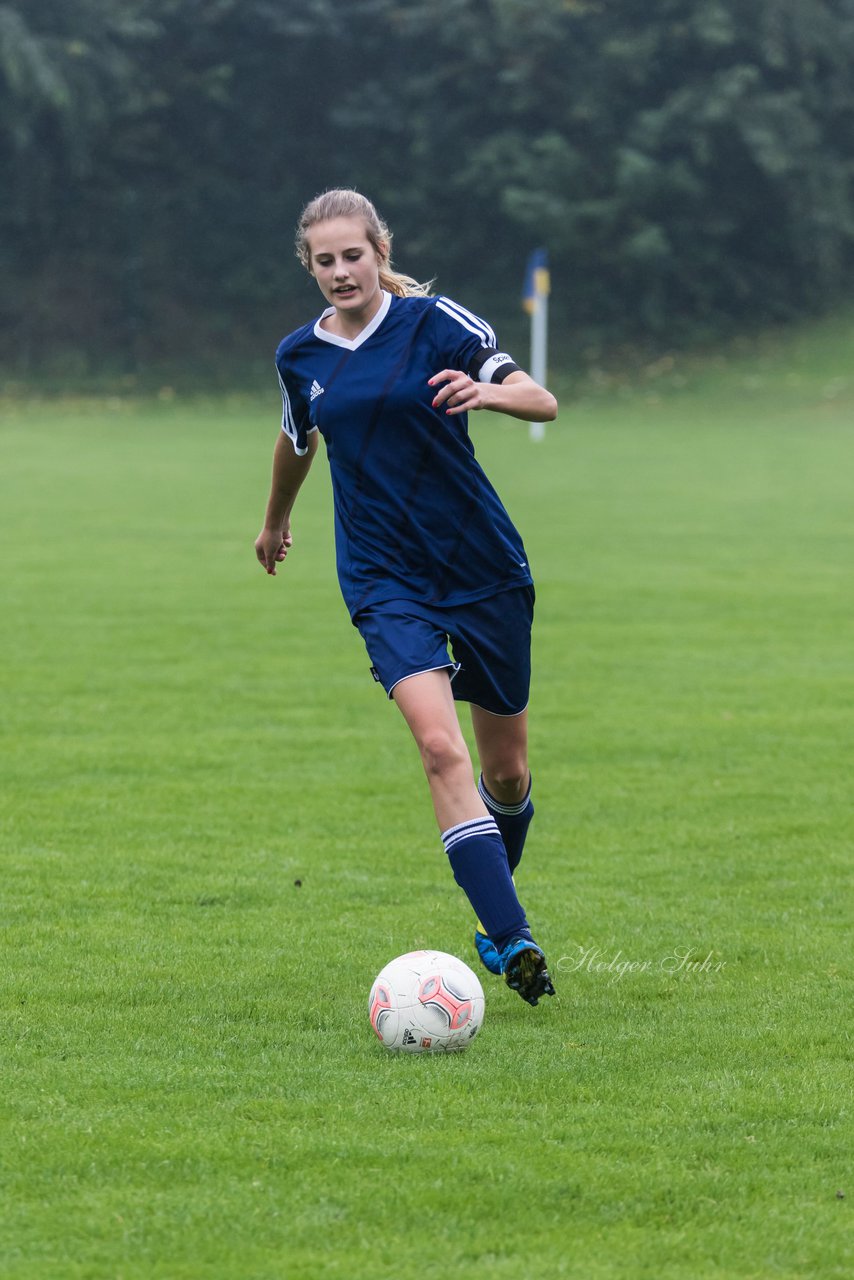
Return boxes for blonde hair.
[295,189,433,298]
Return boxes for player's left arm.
[429,368,558,423]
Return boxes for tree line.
[2,0,853,376]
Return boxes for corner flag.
[522,248,550,317]
[522,249,550,440]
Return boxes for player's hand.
[428,369,493,415]
[255,525,292,575]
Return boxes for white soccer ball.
[368,949,485,1053]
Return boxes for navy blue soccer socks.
[441,816,532,953]
[477,773,534,874]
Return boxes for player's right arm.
[255,428,319,575]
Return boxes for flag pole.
[524,250,550,442]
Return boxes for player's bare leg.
[391,668,485,832]
[471,704,534,882]
[470,704,530,808]
[393,674,554,1005]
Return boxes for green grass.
[1,312,852,1278]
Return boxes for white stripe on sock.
[441,816,500,854]
[478,775,532,816]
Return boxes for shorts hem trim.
[387,662,461,700]
[464,699,529,718]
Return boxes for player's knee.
[483,759,529,799]
[418,729,469,782]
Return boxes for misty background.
[2,0,853,381]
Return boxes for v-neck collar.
[313,290,392,350]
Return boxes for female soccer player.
[255,190,558,1006]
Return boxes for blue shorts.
[353,586,534,716]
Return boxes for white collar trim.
[314,290,392,350]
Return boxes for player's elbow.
[542,392,558,421]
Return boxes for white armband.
[477,351,521,384]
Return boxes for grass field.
[1,314,852,1278]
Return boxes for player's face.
[307,217,385,327]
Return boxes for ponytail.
[378,264,433,299]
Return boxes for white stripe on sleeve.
[276,365,309,456]
[435,297,497,348]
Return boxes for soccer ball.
[368,950,485,1053]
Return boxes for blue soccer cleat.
[474,928,502,976]
[499,937,556,1006]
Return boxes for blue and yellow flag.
[522,248,550,315]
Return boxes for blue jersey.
[275,291,533,618]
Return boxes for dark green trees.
[2,0,852,371]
